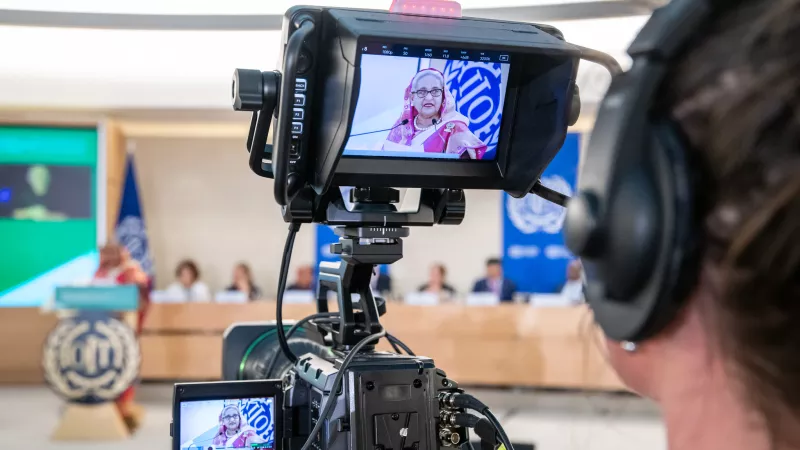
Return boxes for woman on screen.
[211,404,264,448]
[383,68,488,159]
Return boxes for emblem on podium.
[43,313,140,403]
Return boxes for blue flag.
[502,133,580,293]
[115,154,154,278]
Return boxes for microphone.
[432,118,445,142]
[350,119,409,137]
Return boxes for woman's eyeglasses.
[412,88,443,98]
[222,414,239,421]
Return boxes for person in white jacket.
[166,259,211,302]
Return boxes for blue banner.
[115,154,154,278]
[502,133,580,294]
[315,224,339,267]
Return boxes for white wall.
[0,16,646,109]
[131,137,502,297]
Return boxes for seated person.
[371,266,392,295]
[472,258,516,302]
[166,259,211,302]
[559,259,584,304]
[226,262,262,300]
[418,263,456,297]
[287,265,315,291]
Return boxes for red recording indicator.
[389,0,462,18]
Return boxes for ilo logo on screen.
[241,398,275,443]
[443,61,504,159]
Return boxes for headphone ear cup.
[603,168,661,300]
[579,124,697,342]
[579,162,664,342]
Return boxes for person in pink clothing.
[211,405,264,448]
[383,68,488,159]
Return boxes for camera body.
[287,352,465,450]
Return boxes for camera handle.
[232,68,281,178]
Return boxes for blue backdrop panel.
[502,133,580,293]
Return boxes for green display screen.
[0,125,100,307]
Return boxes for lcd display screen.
[344,43,511,161]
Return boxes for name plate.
[54,285,139,311]
[465,292,500,306]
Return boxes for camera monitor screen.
[179,397,276,450]
[344,43,511,161]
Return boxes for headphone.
[564,0,742,342]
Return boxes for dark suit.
[373,274,392,293]
[472,278,517,303]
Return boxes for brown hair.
[663,0,800,444]
[175,259,200,282]
[235,262,253,283]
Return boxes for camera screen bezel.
[172,380,284,450]
[332,37,521,190]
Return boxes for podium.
[45,285,141,441]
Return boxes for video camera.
[172,3,620,450]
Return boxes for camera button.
[292,122,303,135]
[293,108,304,120]
[294,93,306,107]
[295,78,307,91]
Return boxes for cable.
[440,393,514,450]
[386,333,415,356]
[261,313,339,379]
[531,180,570,207]
[575,45,623,76]
[286,312,340,340]
[388,336,403,354]
[276,222,302,365]
[483,409,513,450]
[300,330,386,450]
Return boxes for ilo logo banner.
[503,133,580,293]
[444,61,505,159]
[43,312,140,403]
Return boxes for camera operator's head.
[602,0,800,447]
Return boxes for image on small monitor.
[344,49,511,161]
[179,397,276,450]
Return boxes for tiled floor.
[0,384,666,450]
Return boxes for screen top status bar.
[362,43,511,64]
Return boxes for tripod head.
[307,187,465,350]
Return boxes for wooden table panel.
[0,308,58,383]
[140,335,222,380]
[1,304,627,391]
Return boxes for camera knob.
[232,68,265,111]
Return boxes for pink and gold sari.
[383,68,488,159]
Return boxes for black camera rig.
[208,5,621,450]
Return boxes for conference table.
[0,303,623,390]
[138,302,623,390]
